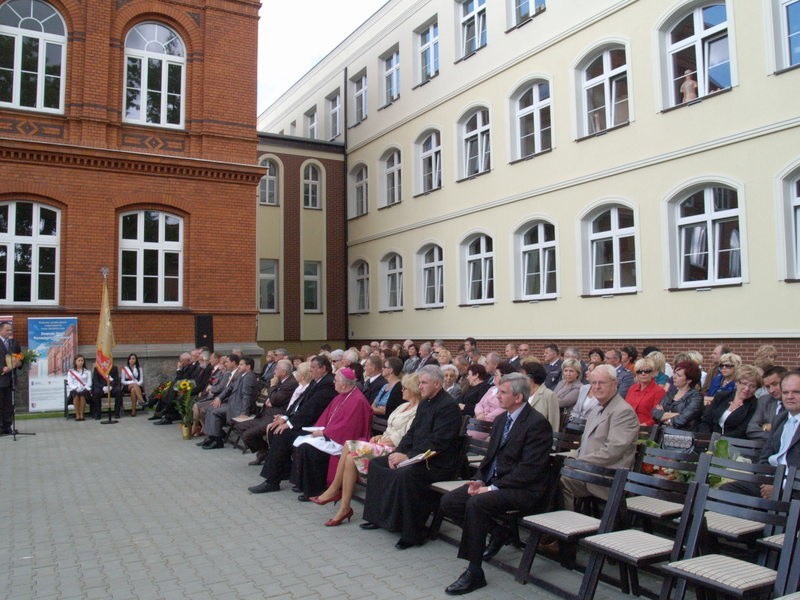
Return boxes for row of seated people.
[66,353,146,420]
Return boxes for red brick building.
[0,0,262,394]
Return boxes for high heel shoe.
[310,493,342,506]
[324,508,353,527]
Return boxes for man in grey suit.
[604,348,635,399]
[560,364,639,510]
[747,366,788,440]
[201,357,258,449]
[0,321,22,434]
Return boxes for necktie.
[500,414,513,445]
[489,416,513,483]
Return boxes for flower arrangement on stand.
[173,379,196,440]
[6,349,38,370]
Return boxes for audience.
[604,348,635,399]
[704,351,741,405]
[747,365,789,440]
[553,358,582,410]
[542,344,563,390]
[200,357,258,450]
[460,364,492,417]
[697,364,762,438]
[651,360,703,430]
[523,361,560,436]
[624,357,666,426]
[370,356,403,417]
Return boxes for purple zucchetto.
[338,367,357,382]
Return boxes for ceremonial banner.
[95,276,115,381]
[27,317,78,412]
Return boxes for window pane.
[592,210,611,233]
[13,242,31,301]
[15,202,32,236]
[143,211,159,242]
[260,278,275,310]
[121,276,137,301]
[125,57,141,119]
[121,250,137,276]
[304,281,318,310]
[164,252,179,277]
[682,224,708,281]
[543,247,557,294]
[122,214,138,239]
[0,205,7,233]
[671,13,694,44]
[680,191,705,217]
[789,1,800,66]
[713,186,737,211]
[164,214,179,242]
[716,218,740,279]
[585,55,604,79]
[706,36,730,92]
[702,4,726,29]
[143,249,158,276]
[0,244,6,299]
[0,34,12,103]
[260,259,276,275]
[618,207,634,229]
[142,276,158,303]
[38,247,55,300]
[593,239,613,289]
[619,236,636,287]
[20,36,37,107]
[39,207,57,236]
[524,250,541,296]
[163,277,178,302]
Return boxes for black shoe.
[199,437,215,448]
[202,437,224,449]
[482,528,511,561]
[154,417,173,425]
[395,538,423,550]
[147,414,161,421]
[297,494,310,502]
[445,569,487,595]
[359,522,380,530]
[291,485,302,493]
[248,481,280,494]
[93,415,101,420]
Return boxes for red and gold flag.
[95,276,115,381]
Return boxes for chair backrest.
[552,430,581,453]
[638,424,657,442]
[560,457,622,489]
[371,415,388,435]
[716,435,766,461]
[679,483,795,563]
[781,466,800,502]
[640,446,701,479]
[775,496,800,596]
[465,417,493,455]
[699,453,785,492]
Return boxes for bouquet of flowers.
[149,380,173,402]
[173,379,196,427]
[6,349,38,370]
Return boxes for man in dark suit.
[543,344,563,390]
[201,357,259,449]
[747,366,788,440]
[0,321,22,434]
[91,364,123,420]
[604,348,635,399]
[505,343,521,371]
[440,372,553,595]
[248,355,337,493]
[153,352,195,423]
[362,354,387,403]
[414,342,436,371]
[240,359,298,462]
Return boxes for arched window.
[303,164,322,209]
[461,107,490,177]
[512,79,552,160]
[349,164,368,218]
[382,252,403,310]
[0,201,59,303]
[418,243,444,307]
[124,22,186,128]
[584,205,637,293]
[0,0,66,112]
[258,158,279,206]
[579,46,629,135]
[417,129,442,193]
[462,234,494,303]
[516,220,557,299]
[670,184,741,286]
[119,210,183,305]
[789,173,800,278]
[350,260,370,313]
[664,3,731,107]
[382,149,402,207]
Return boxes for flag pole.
[97,267,118,425]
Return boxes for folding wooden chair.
[659,485,800,600]
[715,435,766,462]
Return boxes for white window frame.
[0,0,66,113]
[509,0,545,26]
[512,79,552,160]
[790,174,800,278]
[779,0,800,69]
[351,70,367,123]
[418,21,439,83]
[327,91,340,139]
[671,185,742,288]
[461,107,491,178]
[664,3,732,108]
[119,210,183,306]
[382,253,404,310]
[382,149,402,207]
[382,47,400,105]
[349,164,368,219]
[515,220,557,300]
[123,22,186,128]
[418,243,444,308]
[350,260,370,313]
[259,258,278,312]
[303,163,322,209]
[0,201,59,304]
[580,46,629,136]
[418,129,442,193]
[583,205,637,295]
[303,261,322,313]
[459,0,487,58]
[258,158,279,206]
[462,234,494,304]
[304,107,317,139]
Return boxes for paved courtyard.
[0,416,630,600]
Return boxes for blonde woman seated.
[553,358,582,410]
[704,352,741,405]
[309,373,421,526]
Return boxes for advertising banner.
[27,317,78,412]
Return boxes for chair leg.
[429,508,444,540]
[516,530,542,584]
[629,564,641,596]
[577,552,606,600]
[618,562,630,595]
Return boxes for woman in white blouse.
[66,355,91,421]
[120,353,145,416]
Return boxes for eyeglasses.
[720,364,735,369]
[636,369,653,375]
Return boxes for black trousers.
[0,386,13,431]
[293,443,331,497]
[237,416,272,453]
[440,483,542,564]
[259,428,301,484]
